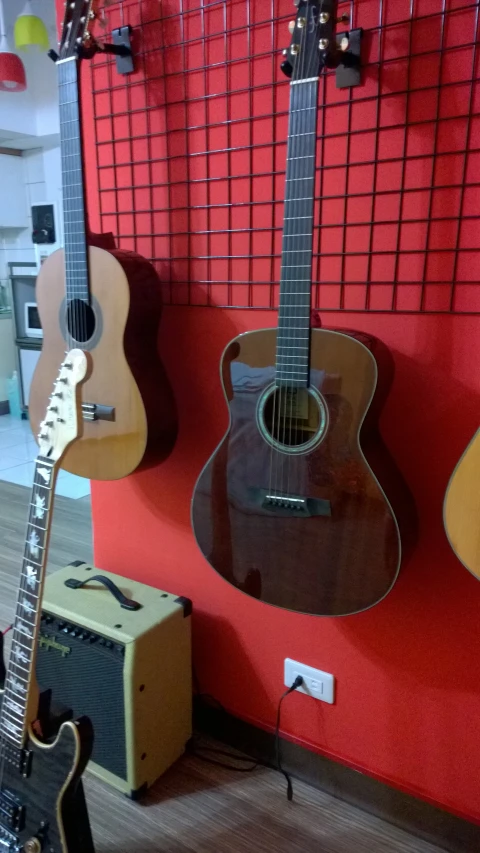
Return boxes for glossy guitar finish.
[444,429,480,579]
[0,696,94,853]
[192,327,410,617]
[29,246,177,480]
[0,352,95,852]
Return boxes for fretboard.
[0,458,57,747]
[58,57,89,304]
[276,78,319,388]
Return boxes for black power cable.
[275,675,304,801]
[193,674,304,801]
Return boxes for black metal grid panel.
[89,0,480,313]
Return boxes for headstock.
[282,1,342,80]
[37,350,89,463]
[58,0,96,60]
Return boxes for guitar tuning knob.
[337,14,350,24]
[288,20,295,33]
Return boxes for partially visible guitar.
[0,351,95,853]
[29,0,177,480]
[191,1,415,617]
[444,431,480,579]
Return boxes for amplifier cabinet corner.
[37,562,192,798]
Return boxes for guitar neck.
[276,77,319,389]
[0,458,58,747]
[58,56,89,304]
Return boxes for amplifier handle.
[64,576,142,611]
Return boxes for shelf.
[16,337,42,350]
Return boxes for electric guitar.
[29,0,177,481]
[0,351,95,853]
[191,1,415,617]
[444,431,480,579]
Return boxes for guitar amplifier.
[36,561,192,798]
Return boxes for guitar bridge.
[82,403,115,422]
[249,489,331,518]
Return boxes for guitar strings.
[283,11,309,502]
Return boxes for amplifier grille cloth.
[37,622,127,780]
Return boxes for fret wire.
[58,58,89,308]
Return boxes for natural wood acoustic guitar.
[29,1,177,480]
[191,1,416,617]
[444,431,480,579]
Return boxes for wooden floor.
[0,480,445,853]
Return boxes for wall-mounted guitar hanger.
[49,25,134,76]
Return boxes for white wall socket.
[284,658,335,705]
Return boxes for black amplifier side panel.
[36,614,127,781]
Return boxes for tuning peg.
[337,14,350,24]
[288,20,295,33]
[59,377,69,385]
[45,421,54,428]
[319,39,329,50]
[40,432,49,441]
[53,392,63,399]
[320,12,330,23]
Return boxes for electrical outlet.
[284,658,335,705]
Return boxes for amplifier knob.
[89,635,97,643]
[105,640,113,649]
[57,622,65,630]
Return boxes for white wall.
[0,145,62,279]
[0,0,59,141]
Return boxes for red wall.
[55,0,480,825]
[91,307,480,823]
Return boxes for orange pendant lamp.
[0,0,27,92]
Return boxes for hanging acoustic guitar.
[0,351,95,853]
[444,432,480,579]
[29,0,177,481]
[191,0,416,617]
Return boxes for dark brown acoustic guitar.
[29,0,177,481]
[0,351,95,853]
[191,1,416,617]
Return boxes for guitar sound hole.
[66,299,96,343]
[258,385,328,453]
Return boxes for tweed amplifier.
[36,561,192,798]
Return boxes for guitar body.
[444,429,480,579]
[192,327,412,616]
[29,246,177,480]
[0,692,94,853]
